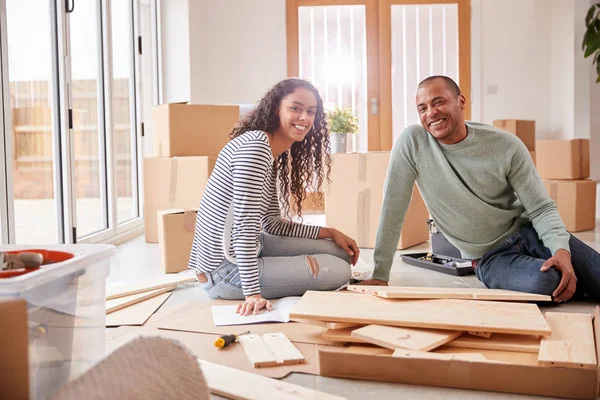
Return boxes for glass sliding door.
[69,0,110,239]
[110,0,139,225]
[5,0,62,244]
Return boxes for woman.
[189,78,359,315]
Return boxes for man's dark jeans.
[475,223,600,302]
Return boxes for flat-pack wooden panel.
[105,286,174,314]
[348,285,551,302]
[289,291,552,336]
[447,333,541,353]
[352,325,463,351]
[105,293,171,327]
[538,312,597,369]
[106,275,196,300]
[199,360,347,400]
[239,333,305,368]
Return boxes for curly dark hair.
[229,78,331,218]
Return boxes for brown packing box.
[543,179,596,232]
[493,120,535,150]
[529,150,536,166]
[0,299,28,399]
[325,152,429,249]
[152,103,239,157]
[536,139,590,179]
[144,157,215,243]
[157,209,197,273]
[319,307,600,400]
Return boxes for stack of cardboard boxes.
[536,139,595,232]
[325,152,430,250]
[493,119,595,232]
[493,119,536,165]
[145,103,239,272]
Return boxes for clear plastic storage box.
[0,244,116,399]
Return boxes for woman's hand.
[236,294,273,316]
[320,227,360,265]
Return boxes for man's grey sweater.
[372,121,570,282]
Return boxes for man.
[360,75,599,303]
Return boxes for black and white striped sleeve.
[231,139,273,296]
[261,180,320,240]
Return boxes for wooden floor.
[107,218,600,400]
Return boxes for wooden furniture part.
[538,312,597,369]
[468,331,492,338]
[434,346,539,366]
[105,293,171,327]
[393,348,486,362]
[106,275,196,300]
[447,333,541,354]
[347,285,551,302]
[199,360,347,400]
[292,319,362,330]
[106,286,175,314]
[239,333,305,368]
[321,328,366,344]
[352,324,463,351]
[289,291,552,336]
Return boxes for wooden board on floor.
[392,348,487,361]
[434,346,539,366]
[348,285,551,302]
[199,360,347,400]
[447,333,541,353]
[105,286,174,314]
[105,293,171,327]
[239,333,305,368]
[321,327,366,344]
[289,291,552,336]
[538,312,597,369]
[106,275,196,300]
[352,325,463,351]
[293,319,362,330]
[156,302,338,345]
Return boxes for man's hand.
[236,294,272,316]
[356,279,388,286]
[541,249,577,303]
[319,227,360,265]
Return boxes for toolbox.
[400,252,474,276]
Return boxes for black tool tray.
[400,252,475,276]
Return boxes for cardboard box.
[319,307,600,400]
[157,209,197,273]
[529,150,536,166]
[0,299,28,399]
[325,152,429,249]
[144,157,215,243]
[152,103,239,157]
[291,191,325,214]
[543,179,597,232]
[536,139,590,180]
[493,120,535,150]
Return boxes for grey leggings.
[201,233,352,300]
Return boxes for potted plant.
[326,107,359,154]
[583,3,600,82]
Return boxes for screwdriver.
[214,330,249,349]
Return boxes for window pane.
[391,4,459,143]
[298,5,368,152]
[111,0,139,223]
[70,0,109,238]
[7,0,59,244]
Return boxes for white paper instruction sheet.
[211,296,301,326]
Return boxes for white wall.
[160,0,191,103]
[473,0,553,138]
[188,0,287,105]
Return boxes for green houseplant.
[326,107,359,154]
[583,3,600,82]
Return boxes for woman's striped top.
[188,130,320,296]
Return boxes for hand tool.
[214,331,249,349]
